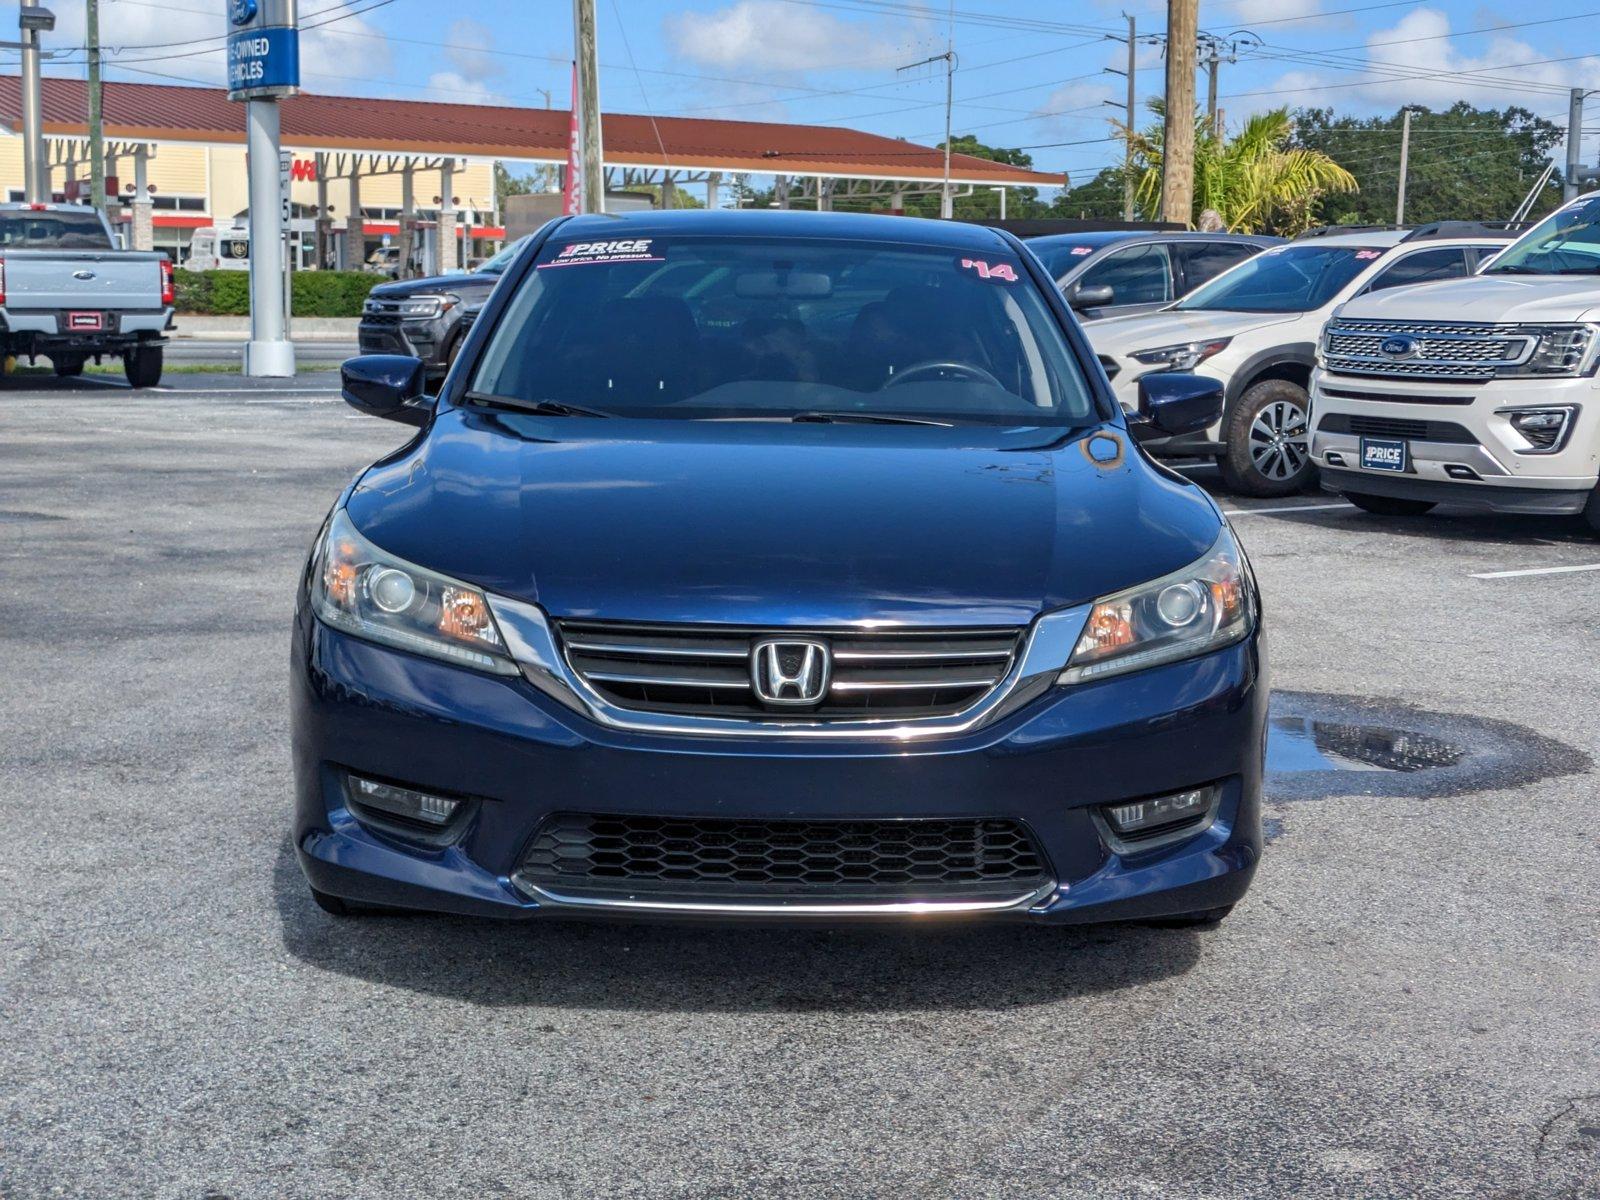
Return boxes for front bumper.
[358,314,452,368]
[1310,369,1600,507]
[292,608,1266,924]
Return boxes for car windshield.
[467,234,1097,425]
[1483,197,1600,276]
[477,236,528,273]
[1175,243,1382,313]
[1027,235,1125,277]
[0,209,112,250]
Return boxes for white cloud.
[442,18,503,80]
[666,1,889,72]
[299,14,395,89]
[1254,8,1600,113]
[424,71,508,107]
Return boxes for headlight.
[1129,337,1231,371]
[310,510,517,675]
[395,296,455,319]
[1058,527,1255,685]
[1503,324,1600,377]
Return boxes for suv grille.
[1317,413,1477,444]
[1323,319,1533,382]
[555,620,1022,720]
[514,813,1050,900]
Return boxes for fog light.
[1106,788,1211,834]
[1507,407,1574,453]
[346,775,461,827]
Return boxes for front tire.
[1218,379,1314,497]
[1344,492,1437,517]
[1585,485,1600,536]
[123,345,163,389]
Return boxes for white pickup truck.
[1311,193,1600,532]
[0,202,174,387]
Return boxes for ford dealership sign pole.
[227,0,298,377]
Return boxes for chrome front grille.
[555,620,1022,720]
[1322,319,1533,382]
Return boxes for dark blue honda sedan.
[293,210,1265,926]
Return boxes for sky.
[4,0,1598,194]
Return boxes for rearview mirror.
[341,355,433,427]
[1130,374,1224,442]
[1069,283,1114,311]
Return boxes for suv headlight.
[395,295,456,319]
[1504,324,1600,377]
[1129,337,1231,371]
[1058,527,1256,685]
[310,510,517,675]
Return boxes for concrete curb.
[173,315,359,342]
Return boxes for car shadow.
[273,837,1203,1013]
[1255,503,1597,547]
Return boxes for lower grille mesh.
[515,813,1050,900]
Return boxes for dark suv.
[357,237,526,382]
[1027,231,1281,321]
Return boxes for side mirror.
[1131,374,1224,442]
[341,355,433,427]
[1069,283,1115,311]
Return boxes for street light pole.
[18,0,53,203]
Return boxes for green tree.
[1127,105,1357,233]
[1290,103,1564,227]
[1049,166,1133,220]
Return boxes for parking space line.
[1222,502,1352,517]
[1470,563,1600,580]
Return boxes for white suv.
[1086,226,1512,496]
[1311,196,1600,532]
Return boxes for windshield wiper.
[791,410,954,427]
[462,392,613,418]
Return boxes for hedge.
[174,269,382,318]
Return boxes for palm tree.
[1124,106,1357,234]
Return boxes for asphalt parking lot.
[2,373,1597,1200]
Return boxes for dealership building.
[0,75,1063,274]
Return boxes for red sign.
[563,62,580,216]
[289,158,317,183]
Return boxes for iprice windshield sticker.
[538,239,664,268]
[959,257,1020,282]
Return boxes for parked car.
[0,202,173,387]
[357,237,526,382]
[296,210,1266,927]
[1311,198,1600,528]
[183,222,251,271]
[1026,230,1281,320]
[364,245,402,278]
[1087,223,1516,495]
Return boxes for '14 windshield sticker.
[538,239,663,268]
[959,257,1019,282]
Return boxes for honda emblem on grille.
[1379,334,1420,358]
[750,638,831,707]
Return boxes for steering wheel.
[881,360,1004,391]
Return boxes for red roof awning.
[0,75,1063,188]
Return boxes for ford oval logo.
[230,0,258,26]
[1379,334,1419,358]
[72,269,95,281]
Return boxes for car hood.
[1337,274,1600,324]
[343,409,1222,627]
[370,272,499,299]
[1086,308,1302,356]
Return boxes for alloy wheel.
[1247,399,1309,482]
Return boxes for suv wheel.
[1218,379,1314,497]
[1584,485,1600,535]
[1344,492,1437,517]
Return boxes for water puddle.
[1265,691,1588,805]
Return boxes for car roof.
[550,209,1013,254]
[1027,230,1277,249]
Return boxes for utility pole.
[86,0,104,213]
[1161,0,1198,226]
[1567,88,1585,202]
[1122,14,1136,220]
[18,0,54,203]
[573,0,605,213]
[1201,39,1221,141]
[1396,106,1414,226]
[899,49,957,218]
